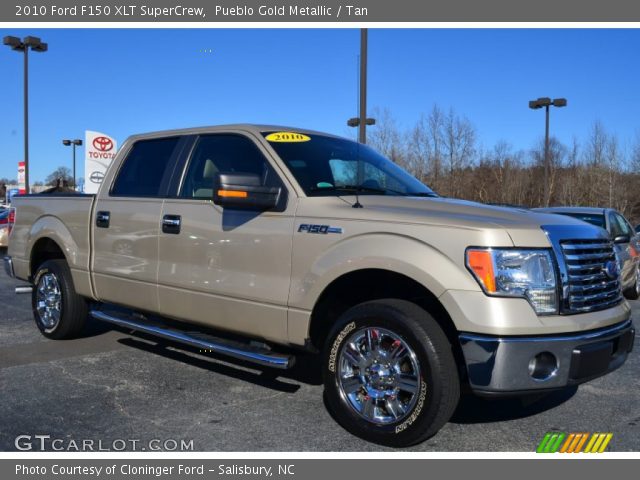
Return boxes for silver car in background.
[534,207,640,299]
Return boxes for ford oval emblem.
[603,260,619,279]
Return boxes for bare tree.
[363,106,640,223]
[440,108,476,198]
[405,115,433,183]
[45,166,74,187]
[557,137,581,206]
[405,105,446,192]
[530,137,567,206]
[630,131,640,172]
[367,107,405,167]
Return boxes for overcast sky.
[0,28,638,182]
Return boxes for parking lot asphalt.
[1,254,638,452]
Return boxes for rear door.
[91,135,185,313]
[156,132,297,343]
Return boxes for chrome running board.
[89,309,295,369]
[15,286,33,294]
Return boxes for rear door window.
[111,137,181,197]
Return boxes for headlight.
[466,248,558,315]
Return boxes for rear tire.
[323,299,460,447]
[32,259,88,339]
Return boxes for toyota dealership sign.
[85,130,117,194]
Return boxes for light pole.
[3,35,48,195]
[348,29,375,143]
[529,97,567,207]
[62,139,83,189]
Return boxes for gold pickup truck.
[4,125,635,446]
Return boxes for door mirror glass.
[212,172,281,210]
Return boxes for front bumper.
[460,319,635,395]
[3,255,15,278]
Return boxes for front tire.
[323,299,460,447]
[32,259,88,339]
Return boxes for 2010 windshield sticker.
[265,132,311,142]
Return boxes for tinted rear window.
[111,137,180,197]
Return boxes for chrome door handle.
[162,215,181,234]
[96,211,110,228]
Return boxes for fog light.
[528,352,558,381]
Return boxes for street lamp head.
[62,139,71,146]
[348,117,376,127]
[552,98,567,108]
[23,36,41,47]
[23,36,47,52]
[73,139,83,146]
[529,97,552,109]
[3,36,24,51]
[4,35,48,52]
[31,42,48,53]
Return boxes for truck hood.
[298,195,603,247]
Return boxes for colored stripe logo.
[537,432,613,453]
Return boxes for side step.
[89,310,295,369]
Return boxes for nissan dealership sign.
[85,130,117,194]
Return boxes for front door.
[156,133,296,343]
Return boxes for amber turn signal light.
[217,190,248,198]
[466,249,497,293]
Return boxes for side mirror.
[613,234,631,244]
[212,172,281,210]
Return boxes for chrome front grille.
[560,239,622,313]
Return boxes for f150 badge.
[298,224,343,234]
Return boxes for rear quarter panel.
[8,195,95,298]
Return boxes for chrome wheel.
[36,273,62,329]
[337,327,422,425]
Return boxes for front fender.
[289,232,480,311]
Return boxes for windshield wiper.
[310,185,438,199]
[338,185,438,196]
[409,192,438,197]
[310,185,386,194]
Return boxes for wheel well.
[308,269,465,374]
[30,238,65,278]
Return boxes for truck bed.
[8,194,96,298]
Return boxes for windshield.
[262,132,436,197]
[556,212,606,229]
